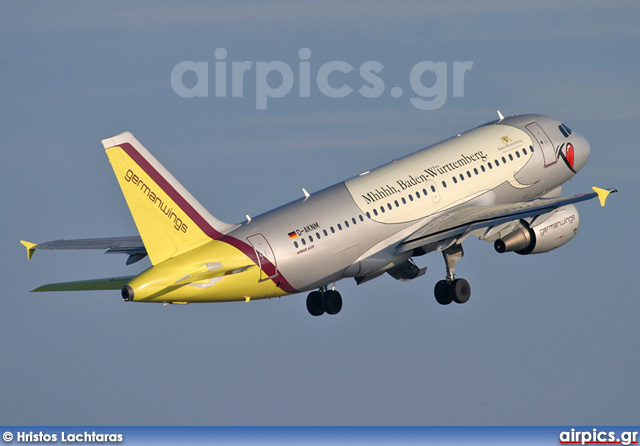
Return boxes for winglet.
[591,187,617,207]
[20,240,37,260]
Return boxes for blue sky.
[1,1,639,425]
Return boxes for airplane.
[21,112,616,316]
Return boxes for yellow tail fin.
[102,132,237,265]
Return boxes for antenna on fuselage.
[497,110,504,122]
[302,188,310,202]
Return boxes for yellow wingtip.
[591,187,616,207]
[20,240,37,260]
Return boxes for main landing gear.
[434,244,471,305]
[306,287,342,316]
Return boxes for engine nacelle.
[494,204,580,255]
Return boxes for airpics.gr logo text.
[171,48,473,110]
[124,169,188,233]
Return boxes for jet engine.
[494,204,580,255]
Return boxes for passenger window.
[442,181,447,188]
[387,203,392,210]
[309,236,313,242]
[380,206,385,213]
[352,217,356,225]
[431,185,436,192]
[508,154,513,161]
[481,165,486,172]
[459,174,464,181]
[516,151,520,158]
[467,171,472,178]
[337,223,342,230]
[409,195,414,201]
[316,232,321,239]
[530,145,534,153]
[416,191,420,198]
[423,188,428,195]
[495,159,500,166]
[402,197,407,204]
[301,238,307,245]
[453,176,457,184]
[359,215,364,222]
[394,200,399,207]
[502,156,507,163]
[366,212,371,219]
[473,168,478,175]
[373,209,378,216]
[331,226,335,233]
[323,229,328,236]
[523,148,528,155]
[344,221,349,228]
[294,241,299,248]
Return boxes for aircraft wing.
[396,187,616,254]
[20,236,147,265]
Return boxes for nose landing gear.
[434,244,471,305]
[306,287,343,316]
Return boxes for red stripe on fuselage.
[119,142,225,240]
[114,142,298,294]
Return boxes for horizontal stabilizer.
[174,263,255,285]
[32,276,136,292]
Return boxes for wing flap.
[32,276,136,292]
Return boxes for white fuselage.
[227,114,590,292]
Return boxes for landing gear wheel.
[434,280,453,305]
[452,278,471,304]
[306,291,324,316]
[323,290,343,315]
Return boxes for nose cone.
[572,132,590,172]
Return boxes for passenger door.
[526,122,557,167]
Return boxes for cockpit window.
[559,126,568,138]
[559,123,572,138]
